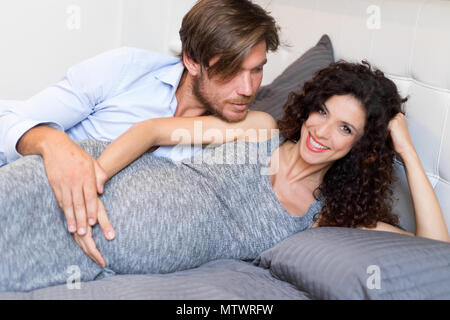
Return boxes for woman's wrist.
[97,120,156,179]
[97,153,118,181]
[397,145,419,164]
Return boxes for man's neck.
[174,70,207,118]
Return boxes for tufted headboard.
[258,0,450,233]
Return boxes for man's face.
[192,41,267,122]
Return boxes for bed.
[1,0,450,300]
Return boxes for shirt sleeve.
[0,47,133,165]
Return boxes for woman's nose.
[315,121,332,138]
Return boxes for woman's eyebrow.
[322,103,360,134]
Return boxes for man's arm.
[0,83,100,236]
[0,47,134,164]
[0,47,134,236]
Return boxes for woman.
[0,61,448,292]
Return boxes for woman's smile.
[306,132,330,153]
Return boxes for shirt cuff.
[5,120,64,163]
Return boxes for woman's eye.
[318,108,326,115]
[342,125,352,134]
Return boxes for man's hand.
[73,198,116,267]
[44,146,107,235]
[17,125,108,236]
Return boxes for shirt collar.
[154,60,185,89]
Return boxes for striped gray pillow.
[254,227,450,299]
[251,34,334,120]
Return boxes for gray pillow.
[251,34,334,120]
[254,227,450,299]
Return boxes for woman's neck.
[275,140,331,188]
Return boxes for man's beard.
[192,74,252,123]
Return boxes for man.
[0,0,279,237]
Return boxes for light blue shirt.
[0,47,202,166]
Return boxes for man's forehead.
[241,41,267,69]
[208,41,267,69]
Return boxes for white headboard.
[257,0,450,233]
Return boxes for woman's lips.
[306,133,329,153]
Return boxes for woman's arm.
[97,111,278,179]
[387,113,450,242]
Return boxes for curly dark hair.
[277,60,408,229]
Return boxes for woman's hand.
[388,112,416,158]
[388,113,450,242]
[73,198,116,267]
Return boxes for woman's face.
[299,94,366,166]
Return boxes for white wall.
[120,0,197,56]
[0,0,296,100]
[0,0,123,99]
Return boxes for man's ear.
[183,53,201,77]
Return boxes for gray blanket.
[0,259,309,300]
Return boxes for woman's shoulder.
[359,221,415,236]
[239,111,280,143]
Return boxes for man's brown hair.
[179,0,280,81]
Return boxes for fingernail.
[69,225,76,233]
[89,218,95,226]
[78,227,86,235]
[107,231,115,240]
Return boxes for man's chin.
[223,110,249,123]
[206,104,250,123]
[220,105,252,122]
